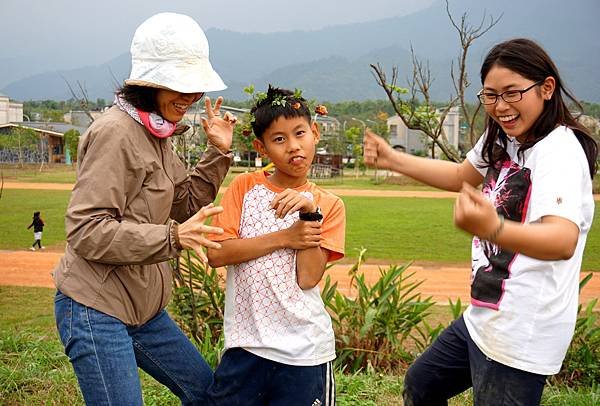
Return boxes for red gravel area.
[1,250,598,307]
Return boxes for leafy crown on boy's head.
[250,85,311,139]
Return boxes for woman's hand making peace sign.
[201,96,238,153]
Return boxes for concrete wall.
[0,95,23,124]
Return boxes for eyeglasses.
[477,80,544,105]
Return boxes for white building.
[0,93,24,124]
[387,106,460,156]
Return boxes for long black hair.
[480,38,598,178]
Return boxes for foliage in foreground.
[1,284,598,405]
[552,274,600,388]
[170,250,600,387]
[321,248,445,373]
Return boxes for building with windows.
[387,106,460,156]
[0,93,90,163]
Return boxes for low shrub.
[552,273,600,387]
[170,250,599,387]
[170,252,225,368]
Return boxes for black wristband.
[299,207,323,221]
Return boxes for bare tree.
[371,0,501,162]
[63,77,95,124]
[172,103,206,170]
[447,0,502,147]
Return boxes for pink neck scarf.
[115,95,177,138]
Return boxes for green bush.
[321,248,442,373]
[170,250,599,387]
[63,129,80,164]
[170,252,225,368]
[552,273,600,387]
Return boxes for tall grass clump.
[169,249,599,387]
[552,273,600,388]
[170,251,225,368]
[321,248,443,373]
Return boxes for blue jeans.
[54,291,213,405]
[403,315,547,406]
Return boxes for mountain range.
[3,0,599,103]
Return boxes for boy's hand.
[270,189,316,219]
[454,183,500,239]
[284,220,322,250]
[201,96,236,153]
[177,203,224,262]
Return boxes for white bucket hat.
[125,12,226,93]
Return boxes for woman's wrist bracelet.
[169,220,183,251]
[486,214,505,242]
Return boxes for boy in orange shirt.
[207,85,345,405]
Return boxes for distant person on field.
[363,38,597,406]
[27,211,45,251]
[52,13,236,405]
[206,85,345,405]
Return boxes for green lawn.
[0,189,70,250]
[2,188,600,270]
[343,196,471,263]
[2,286,597,405]
[1,164,77,184]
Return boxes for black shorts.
[207,347,335,406]
[403,315,547,406]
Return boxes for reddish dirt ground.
[3,182,459,198]
[4,182,600,200]
[1,249,598,306]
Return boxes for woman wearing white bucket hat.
[53,12,234,405]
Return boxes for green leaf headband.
[241,84,328,137]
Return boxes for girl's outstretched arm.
[363,130,483,192]
[454,183,579,260]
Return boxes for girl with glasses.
[363,38,597,405]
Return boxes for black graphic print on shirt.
[470,160,532,309]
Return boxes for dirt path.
[3,182,458,198]
[4,182,600,200]
[1,250,598,306]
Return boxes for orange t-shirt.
[211,171,345,261]
[209,171,345,365]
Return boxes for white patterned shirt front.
[223,183,335,366]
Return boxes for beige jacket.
[53,106,232,326]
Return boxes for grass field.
[2,187,600,270]
[2,286,598,405]
[0,189,71,250]
[1,164,77,184]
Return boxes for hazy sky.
[2,0,434,64]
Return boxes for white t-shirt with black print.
[464,126,594,375]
